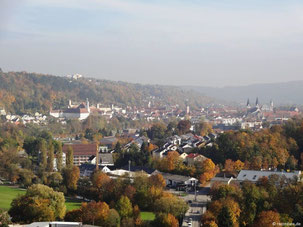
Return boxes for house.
[152,148,167,159]
[100,136,118,150]
[237,170,302,183]
[180,144,193,153]
[153,171,198,188]
[90,153,114,167]
[79,163,96,177]
[79,163,115,177]
[0,107,6,116]
[120,165,155,175]
[179,152,188,160]
[63,143,98,166]
[186,153,208,165]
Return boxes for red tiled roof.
[187,153,200,158]
[63,143,97,156]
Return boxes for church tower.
[246,98,251,109]
[255,97,259,108]
[270,99,274,111]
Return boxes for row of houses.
[152,133,216,160]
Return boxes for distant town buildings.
[50,99,91,120]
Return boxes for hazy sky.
[1,0,303,87]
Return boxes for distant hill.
[0,71,213,114]
[182,81,303,105]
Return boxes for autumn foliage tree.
[63,166,80,192]
[9,184,65,223]
[253,211,280,227]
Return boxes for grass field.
[65,197,82,211]
[0,185,82,211]
[140,211,155,221]
[0,185,26,210]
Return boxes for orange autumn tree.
[149,173,166,188]
[224,159,244,172]
[166,151,181,171]
[200,159,218,185]
[253,211,280,227]
[92,171,111,192]
[81,201,110,226]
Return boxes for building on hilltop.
[50,98,90,120]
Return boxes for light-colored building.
[237,170,302,182]
[50,99,90,120]
[63,143,98,166]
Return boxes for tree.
[154,195,188,219]
[177,120,191,134]
[149,173,166,188]
[133,205,142,226]
[124,185,136,202]
[92,171,111,192]
[47,172,63,188]
[63,166,80,191]
[66,145,74,167]
[153,213,179,227]
[254,211,280,227]
[47,144,55,172]
[55,142,63,172]
[217,206,233,227]
[0,209,11,227]
[105,209,120,227]
[81,201,110,226]
[148,123,167,140]
[39,139,47,170]
[116,196,133,219]
[18,168,36,187]
[64,209,82,222]
[9,184,65,223]
[195,122,213,137]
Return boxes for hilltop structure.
[50,98,90,120]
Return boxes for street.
[180,185,211,227]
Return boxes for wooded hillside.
[0,71,213,114]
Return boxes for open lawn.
[0,185,82,211]
[0,185,25,210]
[65,197,82,211]
[140,211,155,221]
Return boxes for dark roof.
[120,165,155,174]
[63,143,98,156]
[79,163,96,171]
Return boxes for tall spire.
[256,97,259,107]
[246,98,250,108]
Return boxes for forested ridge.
[0,71,212,114]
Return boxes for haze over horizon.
[1,0,303,87]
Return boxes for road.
[174,185,211,227]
